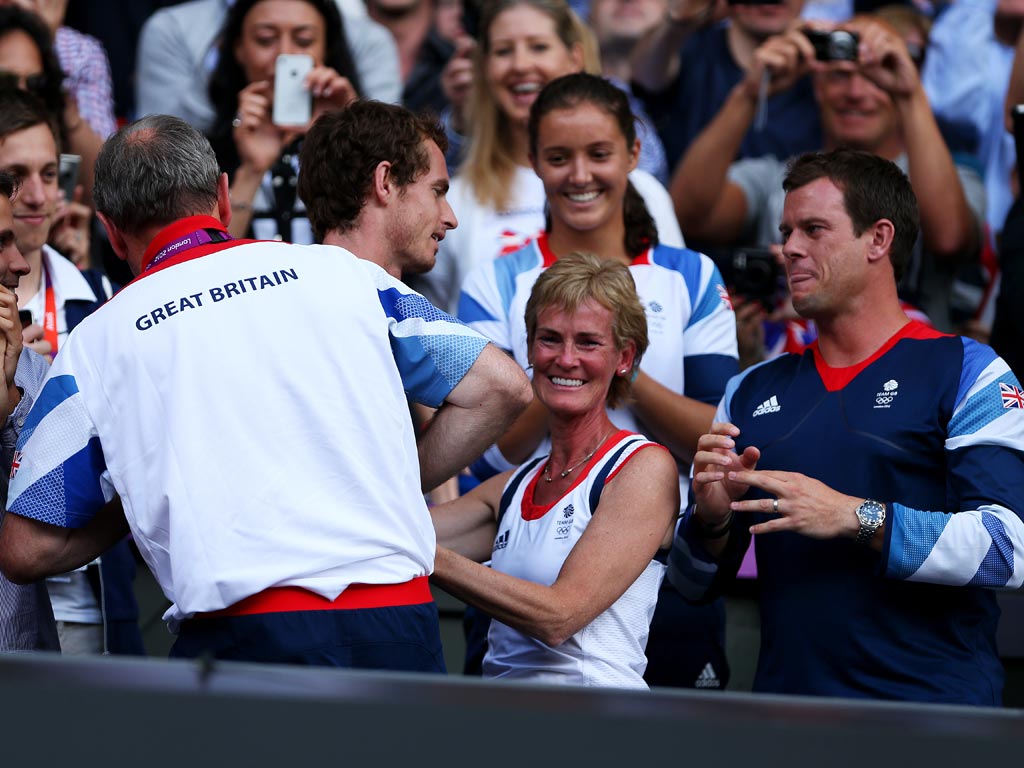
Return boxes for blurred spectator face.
[435,0,465,42]
[997,0,1024,17]
[0,28,44,91]
[233,0,327,85]
[589,0,665,48]
[730,0,804,40]
[485,4,583,126]
[0,192,30,290]
[0,1,66,33]
[814,62,898,152]
[531,101,639,237]
[0,122,58,257]
[369,0,424,15]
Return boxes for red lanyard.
[42,267,58,360]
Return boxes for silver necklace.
[543,428,615,483]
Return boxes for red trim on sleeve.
[812,320,950,392]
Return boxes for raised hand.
[741,27,819,101]
[308,66,358,122]
[846,17,920,100]
[50,185,92,268]
[0,287,23,421]
[441,35,476,133]
[234,81,287,175]
[691,421,760,530]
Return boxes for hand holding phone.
[272,54,314,127]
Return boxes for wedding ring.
[232,116,242,128]
[772,498,779,513]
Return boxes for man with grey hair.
[0,168,58,652]
[0,114,531,670]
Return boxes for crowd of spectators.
[0,0,1021,707]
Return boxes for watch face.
[858,500,885,526]
[856,500,885,544]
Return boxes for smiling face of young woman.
[233,0,327,84]
[531,102,639,243]
[484,4,583,128]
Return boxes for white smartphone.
[272,53,314,127]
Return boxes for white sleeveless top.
[483,431,667,689]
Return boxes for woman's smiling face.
[532,102,638,238]
[484,4,582,127]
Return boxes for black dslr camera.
[709,248,782,311]
[804,28,859,62]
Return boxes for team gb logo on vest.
[555,504,575,540]
[874,379,899,409]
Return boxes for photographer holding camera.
[630,0,821,173]
[671,16,984,334]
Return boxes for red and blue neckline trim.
[812,319,949,392]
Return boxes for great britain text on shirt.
[135,268,299,330]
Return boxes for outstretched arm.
[630,0,723,93]
[0,499,129,585]
[430,471,509,562]
[671,29,816,244]
[853,18,980,261]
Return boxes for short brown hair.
[783,149,919,280]
[298,101,448,240]
[525,252,648,408]
[0,85,61,153]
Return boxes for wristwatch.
[855,499,886,545]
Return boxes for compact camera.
[709,248,782,311]
[804,29,859,62]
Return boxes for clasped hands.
[693,422,862,541]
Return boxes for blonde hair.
[461,0,600,211]
[525,252,648,408]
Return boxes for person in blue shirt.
[670,148,1024,705]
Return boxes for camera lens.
[827,31,858,61]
